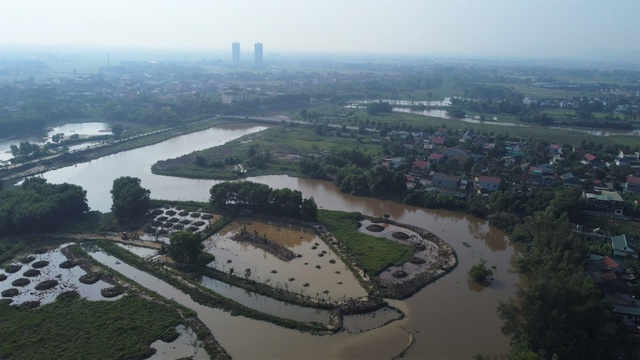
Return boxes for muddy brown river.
[43,123,517,358]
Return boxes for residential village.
[377,125,640,327]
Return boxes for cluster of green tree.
[366,101,392,115]
[566,118,634,130]
[468,260,492,284]
[490,187,585,225]
[452,98,525,116]
[110,176,151,221]
[462,85,524,102]
[244,143,272,169]
[335,165,406,197]
[0,87,97,136]
[167,231,205,264]
[403,189,466,211]
[299,72,443,103]
[497,211,617,359]
[0,177,88,233]
[209,181,317,220]
[516,110,553,125]
[298,149,405,197]
[260,93,310,109]
[9,141,47,162]
[102,99,181,126]
[446,107,467,118]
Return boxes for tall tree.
[167,231,204,264]
[498,211,616,359]
[110,176,150,220]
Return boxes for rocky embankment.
[363,219,458,300]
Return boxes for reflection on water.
[342,306,404,334]
[204,219,367,300]
[148,325,208,360]
[47,122,112,138]
[0,122,113,162]
[89,248,410,359]
[42,123,517,358]
[0,246,121,306]
[393,107,526,127]
[200,276,332,324]
[549,126,640,137]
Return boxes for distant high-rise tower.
[254,42,263,67]
[232,42,241,66]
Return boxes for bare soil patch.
[59,260,77,269]
[32,260,49,268]
[101,286,125,298]
[35,280,58,290]
[23,269,41,277]
[4,265,21,273]
[12,278,30,287]
[365,224,385,232]
[79,273,100,285]
[1,288,19,297]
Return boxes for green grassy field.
[317,210,413,276]
[331,107,639,147]
[0,294,182,360]
[152,125,382,179]
[483,83,588,99]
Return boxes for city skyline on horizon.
[230,41,264,66]
[1,0,638,63]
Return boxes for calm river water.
[43,122,518,359]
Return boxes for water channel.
[42,122,518,359]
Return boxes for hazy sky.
[1,0,639,59]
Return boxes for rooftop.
[612,234,628,250]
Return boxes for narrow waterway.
[42,122,517,358]
[89,250,410,359]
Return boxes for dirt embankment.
[231,228,297,261]
[361,218,458,300]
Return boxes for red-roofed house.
[476,176,502,192]
[582,153,601,167]
[412,160,429,175]
[427,153,445,167]
[626,174,640,193]
[599,256,621,272]
[549,144,561,155]
[431,137,445,148]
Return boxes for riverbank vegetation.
[209,181,318,220]
[0,294,185,360]
[110,176,151,221]
[497,212,617,359]
[0,239,229,360]
[0,116,251,182]
[0,177,88,234]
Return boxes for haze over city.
[1,0,639,61]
